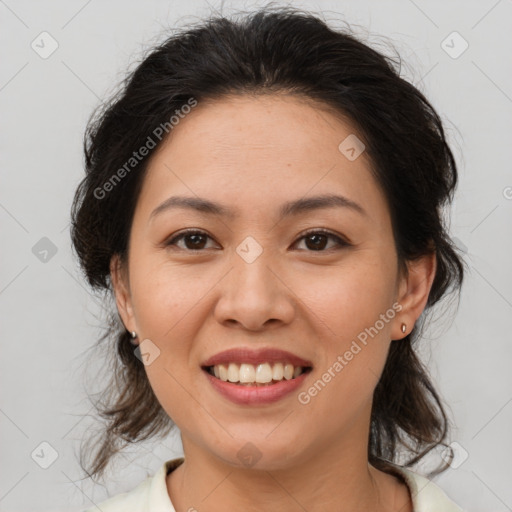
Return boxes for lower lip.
[203,369,311,405]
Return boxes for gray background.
[1,0,511,510]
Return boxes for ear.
[393,252,436,340]
[110,253,137,337]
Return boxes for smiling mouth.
[201,362,313,386]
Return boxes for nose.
[213,250,296,331]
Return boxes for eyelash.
[164,228,350,252]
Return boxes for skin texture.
[111,94,436,511]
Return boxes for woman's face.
[112,94,432,470]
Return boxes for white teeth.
[255,363,273,383]
[240,363,256,383]
[218,364,228,381]
[272,362,284,380]
[210,362,307,383]
[227,363,239,382]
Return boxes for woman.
[72,6,465,511]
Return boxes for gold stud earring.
[400,323,407,334]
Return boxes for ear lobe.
[110,254,136,332]
[394,252,437,338]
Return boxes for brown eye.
[295,229,350,252]
[164,228,350,253]
[304,233,329,250]
[165,230,216,251]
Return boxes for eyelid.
[296,227,350,247]
[164,228,219,250]
[164,227,351,251]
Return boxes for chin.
[212,438,306,472]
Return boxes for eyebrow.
[149,193,367,223]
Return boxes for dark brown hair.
[70,6,466,482]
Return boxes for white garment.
[83,457,463,512]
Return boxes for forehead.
[159,93,354,159]
[134,94,389,227]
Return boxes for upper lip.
[201,348,313,368]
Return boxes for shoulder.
[81,477,149,512]
[82,458,184,512]
[392,465,464,512]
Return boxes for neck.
[166,431,410,512]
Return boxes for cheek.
[291,255,397,339]
[130,257,209,338]
[292,256,396,405]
